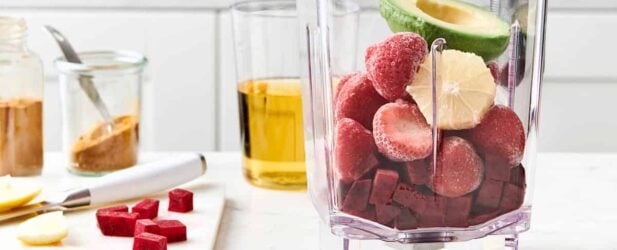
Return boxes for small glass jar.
[55,50,147,176]
[0,16,44,176]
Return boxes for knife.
[0,153,207,223]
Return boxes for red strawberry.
[373,101,433,162]
[369,169,399,205]
[429,137,484,198]
[468,105,526,166]
[365,32,427,101]
[487,62,500,82]
[335,72,387,130]
[335,118,379,184]
[335,71,361,100]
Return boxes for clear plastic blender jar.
[297,0,546,247]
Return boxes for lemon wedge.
[407,49,496,130]
[0,178,42,213]
[17,211,68,245]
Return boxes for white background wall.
[1,0,615,152]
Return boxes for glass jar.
[55,50,147,176]
[298,0,547,247]
[0,16,44,176]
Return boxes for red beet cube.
[346,205,376,222]
[444,195,473,227]
[395,208,418,230]
[135,219,160,235]
[156,220,187,243]
[96,211,139,237]
[392,183,428,214]
[342,179,372,211]
[468,210,501,226]
[475,179,504,211]
[375,204,401,225]
[133,232,167,250]
[484,155,512,182]
[416,196,446,228]
[404,160,429,185]
[97,205,129,213]
[168,189,194,213]
[132,199,160,219]
[369,169,399,205]
[510,165,526,188]
[500,183,525,213]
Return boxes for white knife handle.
[87,153,207,205]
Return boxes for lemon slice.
[17,211,68,245]
[0,181,42,213]
[407,49,496,129]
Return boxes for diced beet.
[342,179,372,211]
[132,199,160,219]
[475,179,504,212]
[135,219,160,235]
[346,205,376,222]
[510,165,526,188]
[484,154,512,182]
[133,232,167,250]
[392,183,428,213]
[369,169,399,205]
[416,196,446,228]
[335,118,379,184]
[500,183,525,213]
[444,195,473,227]
[404,160,429,185]
[468,210,501,226]
[97,205,129,213]
[157,220,187,243]
[395,208,418,230]
[168,189,194,213]
[97,211,139,237]
[375,204,401,225]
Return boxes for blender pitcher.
[298,0,546,248]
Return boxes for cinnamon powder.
[0,98,43,176]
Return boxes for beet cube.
[510,165,526,188]
[132,198,160,219]
[375,204,401,225]
[475,179,504,211]
[135,219,160,235]
[346,205,376,222]
[404,160,429,185]
[342,179,372,211]
[500,183,524,213]
[468,210,501,226]
[484,155,512,182]
[392,183,428,213]
[444,195,473,227]
[395,208,418,230]
[168,189,194,213]
[369,169,399,205]
[96,211,139,237]
[416,196,446,228]
[97,205,129,213]
[157,220,187,243]
[133,232,167,250]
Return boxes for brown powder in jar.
[0,98,43,176]
[71,115,139,172]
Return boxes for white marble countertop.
[7,152,617,249]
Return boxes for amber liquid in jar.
[237,78,306,190]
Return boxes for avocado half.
[381,0,510,61]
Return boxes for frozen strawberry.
[510,165,526,188]
[373,102,433,162]
[342,179,372,211]
[369,169,399,205]
[97,205,129,213]
[135,219,160,235]
[365,32,427,101]
[335,71,361,100]
[335,72,387,130]
[392,183,428,213]
[133,232,167,250]
[416,196,446,228]
[444,195,473,227]
[395,208,418,230]
[375,204,401,225]
[346,206,376,222]
[168,189,193,213]
[429,137,484,198]
[132,198,160,219]
[468,105,526,166]
[484,154,512,182]
[156,220,187,243]
[335,118,379,183]
[500,183,524,213]
[96,211,139,237]
[475,179,504,212]
[487,62,500,82]
[404,160,429,185]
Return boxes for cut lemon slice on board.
[17,211,69,245]
[0,181,42,213]
[407,49,496,130]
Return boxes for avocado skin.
[380,0,510,61]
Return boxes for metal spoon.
[44,25,114,133]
